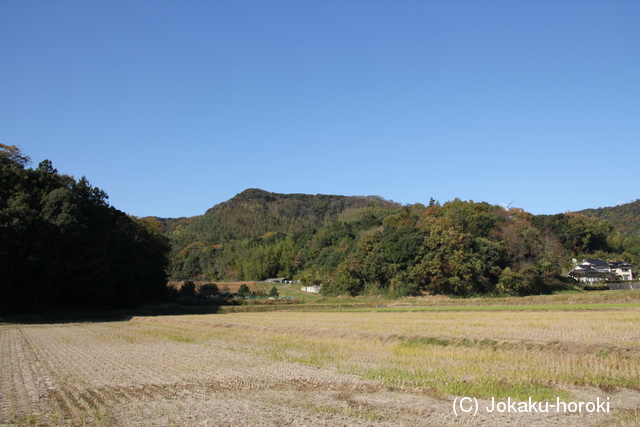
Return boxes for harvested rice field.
[2,307,640,426]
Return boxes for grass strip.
[341,303,640,312]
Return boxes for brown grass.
[2,306,639,426]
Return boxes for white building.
[566,259,634,283]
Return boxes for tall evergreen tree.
[0,145,170,314]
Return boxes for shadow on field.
[0,302,224,325]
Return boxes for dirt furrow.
[16,331,51,417]
[6,328,36,420]
[3,319,638,426]
[25,328,121,423]
[46,387,77,420]
[0,328,18,422]
[20,326,105,423]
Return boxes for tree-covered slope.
[577,199,640,234]
[167,188,402,244]
[164,189,404,280]
[0,145,170,314]
[164,191,640,297]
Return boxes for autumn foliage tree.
[155,173,629,297]
[324,199,573,296]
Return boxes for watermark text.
[453,396,610,416]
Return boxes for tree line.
[0,145,170,314]
[4,144,637,311]
[578,199,640,234]
[167,190,639,297]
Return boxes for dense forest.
[0,145,170,314]
[578,200,640,234]
[165,189,640,297]
[3,144,639,311]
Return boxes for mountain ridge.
[155,190,640,236]
[162,188,402,244]
[155,188,639,293]
[576,199,640,234]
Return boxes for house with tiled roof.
[566,259,634,283]
[609,261,634,281]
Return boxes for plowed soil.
[1,314,639,426]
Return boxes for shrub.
[198,283,219,297]
[582,284,610,291]
[180,280,196,296]
[253,287,268,297]
[237,284,252,297]
[219,284,232,298]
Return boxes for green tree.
[324,257,363,296]
[237,284,251,297]
[0,146,170,314]
[496,267,527,295]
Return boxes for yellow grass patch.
[2,307,639,425]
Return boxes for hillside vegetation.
[3,144,637,309]
[164,190,640,297]
[0,145,170,314]
[577,199,640,234]
[164,188,400,244]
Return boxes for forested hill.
[0,145,170,314]
[577,199,640,234]
[162,189,406,280]
[162,188,402,245]
[162,188,640,296]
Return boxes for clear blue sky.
[2,0,638,218]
